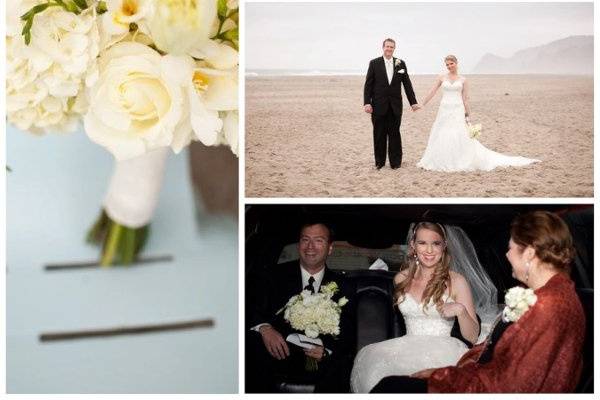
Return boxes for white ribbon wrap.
[103,147,169,228]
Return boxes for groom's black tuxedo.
[364,57,417,168]
[246,261,355,393]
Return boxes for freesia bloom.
[84,41,190,160]
[189,60,237,146]
[102,0,153,36]
[148,0,217,55]
[6,4,99,133]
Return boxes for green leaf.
[21,17,33,45]
[20,3,51,20]
[217,0,228,18]
[73,0,88,10]
[96,1,108,14]
[65,1,81,14]
[222,27,238,43]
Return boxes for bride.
[416,55,540,172]
[350,222,498,393]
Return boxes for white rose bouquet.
[277,281,348,371]
[7,0,239,265]
[502,286,537,323]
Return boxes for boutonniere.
[502,286,537,322]
[394,59,401,67]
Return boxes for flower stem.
[101,222,123,267]
[88,209,150,267]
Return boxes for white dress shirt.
[384,56,394,84]
[300,264,325,292]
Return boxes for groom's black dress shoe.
[376,164,384,170]
[391,165,400,169]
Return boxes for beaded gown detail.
[350,294,469,393]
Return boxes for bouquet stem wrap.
[88,148,169,266]
[104,148,169,228]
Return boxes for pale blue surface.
[6,126,238,393]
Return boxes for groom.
[245,222,355,393]
[364,38,419,169]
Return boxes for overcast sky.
[246,2,593,73]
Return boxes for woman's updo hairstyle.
[510,211,575,273]
[444,55,458,63]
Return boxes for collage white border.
[0,0,597,398]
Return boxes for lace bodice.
[440,78,464,106]
[398,294,455,336]
[351,293,468,393]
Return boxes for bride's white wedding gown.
[350,293,469,393]
[417,77,539,171]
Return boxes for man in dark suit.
[246,222,355,393]
[364,38,420,169]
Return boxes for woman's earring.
[414,253,420,266]
[525,261,530,282]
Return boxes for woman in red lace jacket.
[373,211,586,393]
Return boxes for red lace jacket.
[428,273,585,393]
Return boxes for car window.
[278,241,408,271]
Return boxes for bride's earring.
[414,253,419,266]
[524,261,530,282]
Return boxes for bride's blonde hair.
[444,55,458,63]
[394,222,452,310]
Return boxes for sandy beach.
[245,75,593,198]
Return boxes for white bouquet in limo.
[278,281,348,339]
[7,0,239,265]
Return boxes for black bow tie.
[304,276,316,294]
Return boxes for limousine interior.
[245,204,593,393]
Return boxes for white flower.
[217,110,238,156]
[148,0,218,55]
[469,123,482,139]
[502,286,537,322]
[84,41,190,160]
[189,39,238,70]
[188,61,237,148]
[394,59,401,66]
[279,283,348,338]
[6,5,99,134]
[103,0,153,35]
[305,324,319,339]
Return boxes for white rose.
[305,324,319,339]
[148,0,217,55]
[84,42,190,160]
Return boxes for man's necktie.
[304,276,315,294]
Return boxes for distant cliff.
[473,35,593,74]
